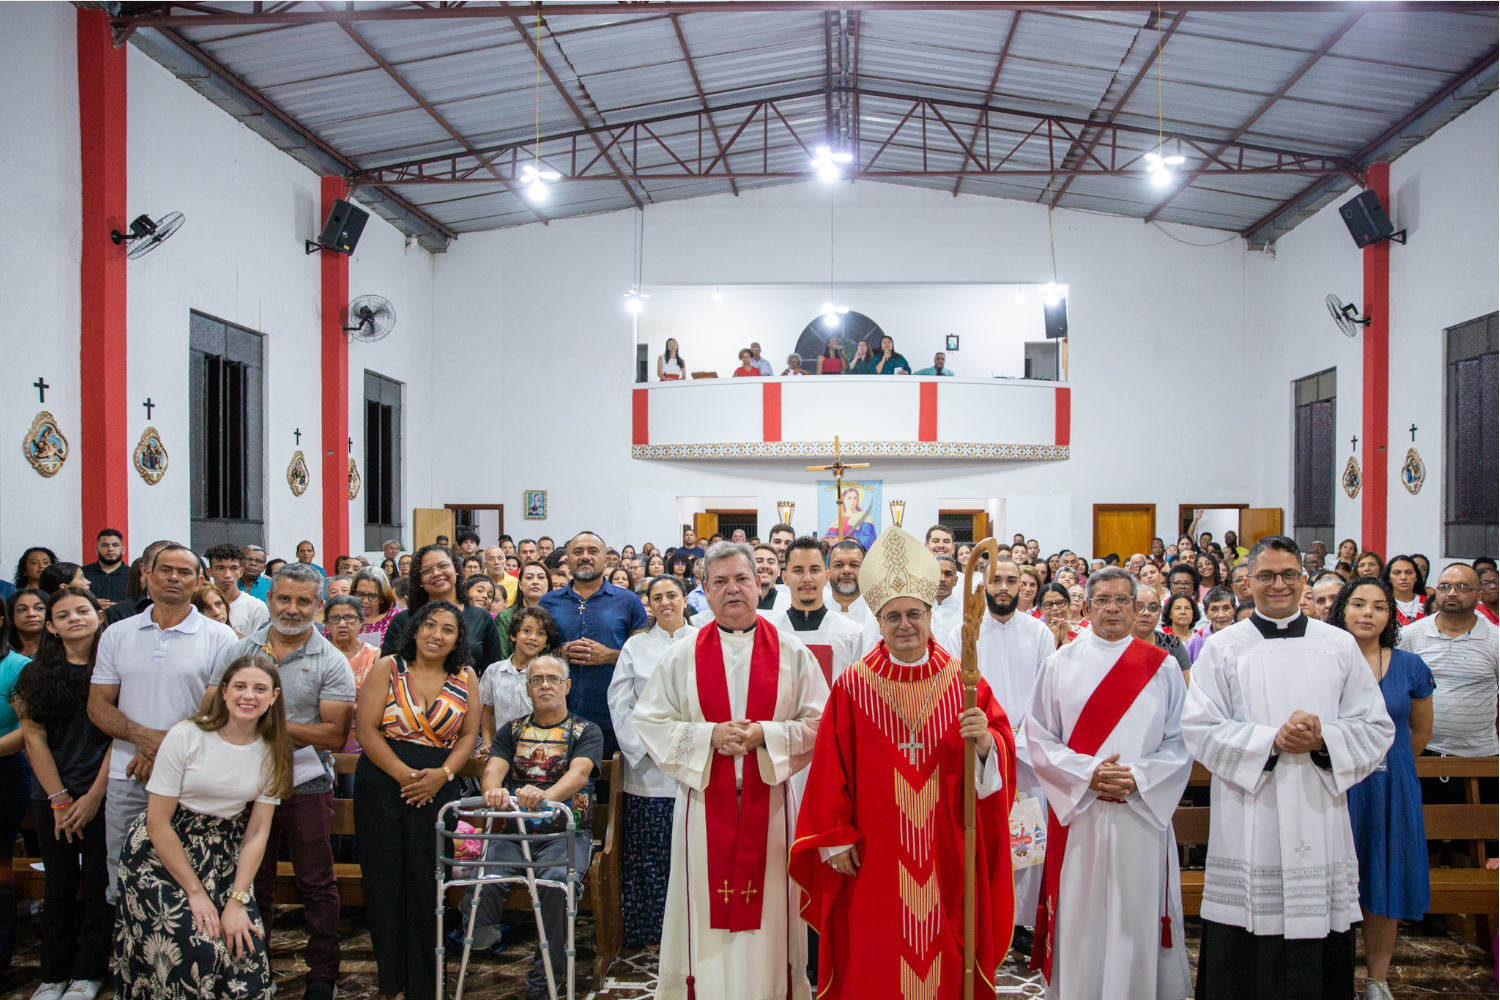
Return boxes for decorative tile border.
[632,440,1069,461]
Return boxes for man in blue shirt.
[748,341,775,376]
[677,526,705,561]
[539,531,648,759]
[915,351,956,376]
[240,545,273,602]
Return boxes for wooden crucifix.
[806,435,870,540]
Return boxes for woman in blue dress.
[1330,576,1435,1000]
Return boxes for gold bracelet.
[441,765,455,782]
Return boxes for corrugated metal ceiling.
[117,1,1498,248]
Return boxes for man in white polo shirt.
[1399,562,1498,758]
[88,542,238,899]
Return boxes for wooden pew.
[1175,756,1498,919]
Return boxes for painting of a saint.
[818,479,880,550]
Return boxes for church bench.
[1174,757,1499,918]
[13,752,625,984]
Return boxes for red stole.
[1031,637,1168,982]
[695,619,782,931]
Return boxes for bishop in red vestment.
[790,527,1017,999]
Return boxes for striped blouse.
[380,657,469,748]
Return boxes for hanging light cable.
[821,184,847,328]
[522,9,559,201]
[1144,1,1184,188]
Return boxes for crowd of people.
[653,336,956,380]
[0,521,1493,1000]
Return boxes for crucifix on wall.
[293,428,302,446]
[806,435,871,540]
[33,377,49,403]
[143,398,156,419]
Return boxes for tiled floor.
[0,906,1491,999]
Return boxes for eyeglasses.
[1039,600,1068,610]
[1435,582,1477,593]
[1253,570,1303,586]
[528,675,566,689]
[420,563,454,579]
[879,609,929,626]
[1090,595,1136,609]
[355,592,381,602]
[1138,603,1162,613]
[325,614,361,625]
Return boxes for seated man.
[478,654,602,1000]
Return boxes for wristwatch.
[441,765,455,782]
[227,888,253,906]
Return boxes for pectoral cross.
[740,880,758,903]
[717,880,734,903]
[806,435,871,540]
[32,377,49,403]
[142,397,155,419]
[898,730,924,766]
[293,427,302,446]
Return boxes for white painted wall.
[4,1,1494,574]
[433,181,1258,552]
[1,4,439,573]
[2,2,82,572]
[1246,91,1499,560]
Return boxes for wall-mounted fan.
[1325,294,1370,338]
[111,212,184,259]
[345,295,396,343]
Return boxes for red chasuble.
[789,639,1016,1000]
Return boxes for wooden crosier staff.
[959,537,999,1000]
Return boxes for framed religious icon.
[287,450,310,496]
[133,427,168,485]
[523,489,548,520]
[23,411,68,478]
[818,479,880,549]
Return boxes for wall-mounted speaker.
[1338,189,1395,249]
[317,199,369,255]
[1044,298,1069,340]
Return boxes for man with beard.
[825,539,876,632]
[541,531,649,759]
[943,556,1053,953]
[81,528,128,605]
[208,563,355,1000]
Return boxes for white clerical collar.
[1254,609,1301,627]
[717,621,757,636]
[890,649,931,667]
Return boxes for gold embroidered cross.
[717,880,734,903]
[741,880,759,903]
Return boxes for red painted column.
[1360,163,1390,556]
[77,9,129,555]
[917,382,938,441]
[632,388,650,445]
[762,382,782,442]
[320,177,351,561]
[1054,386,1072,447]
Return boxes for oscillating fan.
[345,295,396,343]
[1325,294,1370,338]
[111,212,185,259]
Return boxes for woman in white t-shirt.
[114,654,292,1000]
[657,338,689,381]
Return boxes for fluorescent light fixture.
[811,144,854,183]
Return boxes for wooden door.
[693,512,718,542]
[1238,507,1284,548]
[1093,504,1156,560]
[412,508,455,548]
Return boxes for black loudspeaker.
[1044,298,1069,339]
[318,199,369,255]
[1338,189,1394,248]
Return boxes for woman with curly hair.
[378,545,503,674]
[14,547,57,591]
[114,653,293,1000]
[6,589,46,659]
[355,601,479,1000]
[16,589,112,1000]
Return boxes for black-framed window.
[1292,368,1336,552]
[1444,312,1498,556]
[190,311,264,552]
[364,371,404,552]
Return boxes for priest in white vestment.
[1182,536,1393,1000]
[941,556,1054,932]
[929,554,963,640]
[1021,568,1192,1000]
[634,541,828,1000]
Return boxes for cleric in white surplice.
[1182,535,1394,1000]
